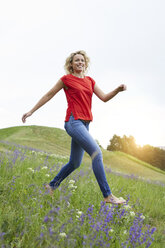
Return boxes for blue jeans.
[49,115,111,198]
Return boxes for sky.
[0,0,165,149]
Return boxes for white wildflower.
[28,168,34,173]
[76,210,83,219]
[123,230,127,235]
[68,183,74,188]
[77,211,83,215]
[68,184,77,189]
[130,211,135,217]
[59,232,67,238]
[45,174,50,177]
[67,201,70,208]
[69,179,75,184]
[109,229,114,233]
[140,214,145,220]
[42,166,48,170]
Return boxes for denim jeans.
[49,115,111,198]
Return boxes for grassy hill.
[0,125,71,155]
[0,125,165,184]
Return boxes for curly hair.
[64,50,90,74]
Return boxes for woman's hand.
[118,84,127,92]
[22,111,32,123]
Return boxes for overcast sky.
[0,0,165,148]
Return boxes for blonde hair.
[64,50,90,74]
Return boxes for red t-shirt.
[61,74,95,122]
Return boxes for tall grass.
[0,142,164,247]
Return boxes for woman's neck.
[72,72,85,78]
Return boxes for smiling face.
[71,54,86,74]
[64,50,90,75]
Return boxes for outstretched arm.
[94,83,127,102]
[22,79,64,123]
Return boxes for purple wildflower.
[151,227,156,234]
[0,232,5,238]
[44,216,49,223]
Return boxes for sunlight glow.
[134,132,153,147]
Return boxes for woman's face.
[71,54,86,73]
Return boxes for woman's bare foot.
[104,194,126,205]
[45,184,54,195]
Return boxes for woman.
[22,50,127,204]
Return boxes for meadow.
[0,126,165,247]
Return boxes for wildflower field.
[0,126,165,248]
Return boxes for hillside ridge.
[0,125,165,183]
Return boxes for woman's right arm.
[22,79,64,123]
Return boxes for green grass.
[0,126,165,247]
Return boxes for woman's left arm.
[94,84,127,102]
